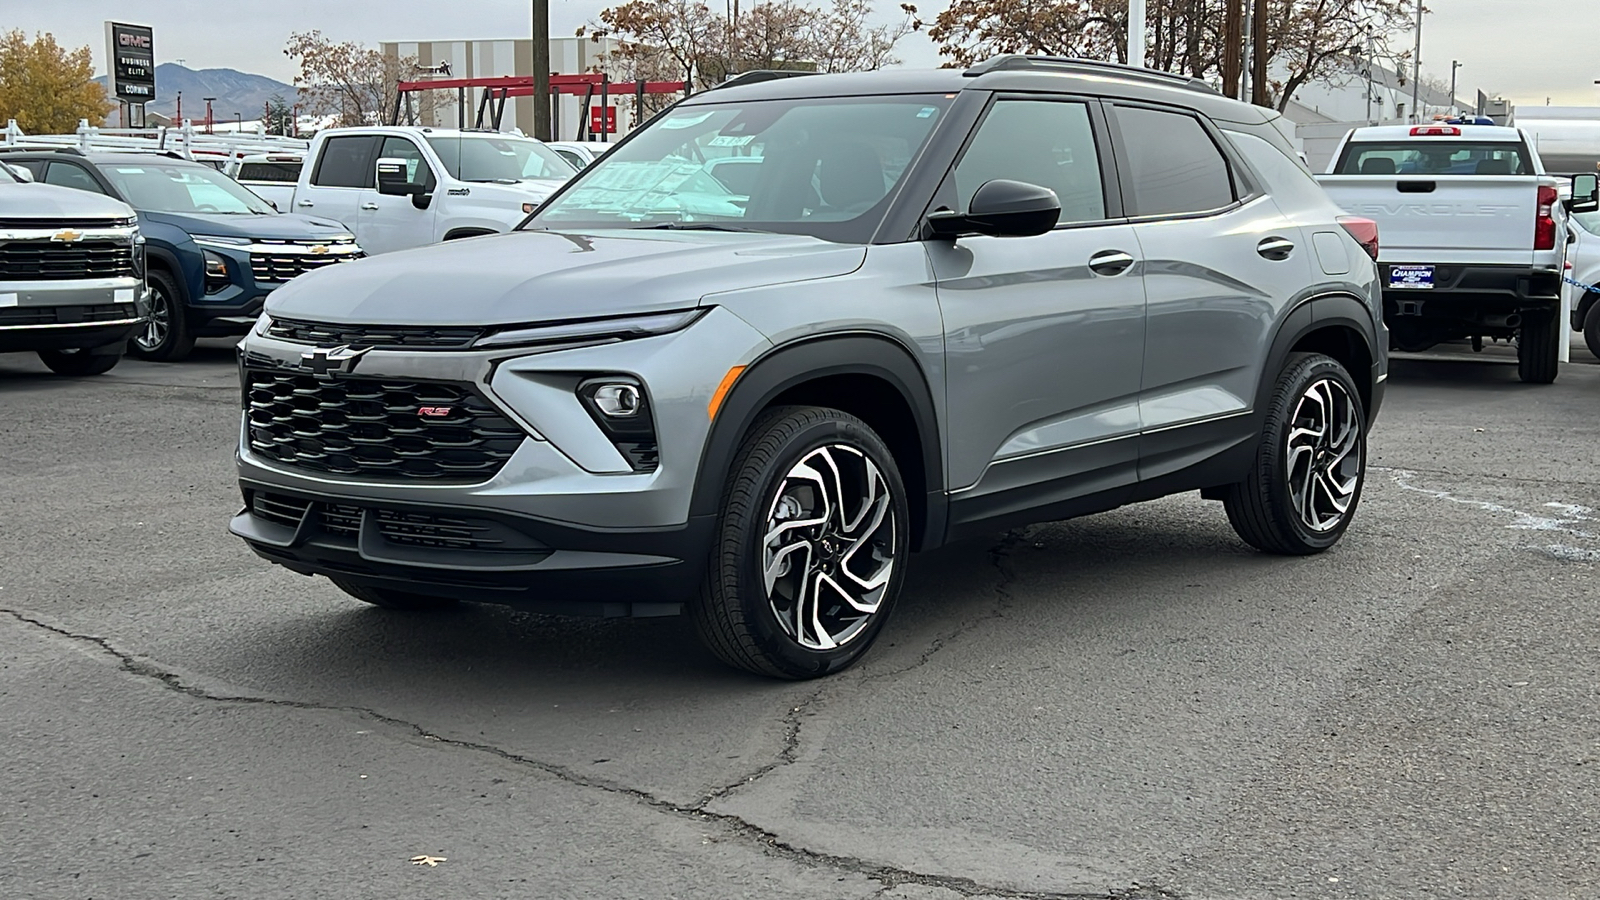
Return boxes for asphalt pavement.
[3,338,1598,900]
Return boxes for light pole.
[1450,60,1461,113]
[1411,0,1423,122]
[1128,0,1146,68]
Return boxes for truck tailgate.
[1315,175,1537,266]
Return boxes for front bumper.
[0,277,147,353]
[231,306,771,612]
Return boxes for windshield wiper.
[465,178,521,184]
[632,222,758,232]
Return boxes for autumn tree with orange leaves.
[0,30,111,132]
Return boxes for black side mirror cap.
[376,157,426,197]
[926,179,1060,239]
[1568,173,1599,214]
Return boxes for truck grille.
[244,370,525,482]
[0,241,135,280]
[0,304,137,327]
[250,250,357,284]
[248,491,529,551]
[264,317,484,349]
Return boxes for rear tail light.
[1536,185,1558,250]
[1410,125,1461,136]
[1338,216,1380,261]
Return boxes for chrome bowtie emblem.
[300,344,372,378]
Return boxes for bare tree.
[284,31,414,126]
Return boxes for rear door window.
[238,162,301,183]
[311,136,379,188]
[1113,105,1237,216]
[1335,141,1533,175]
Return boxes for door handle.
[360,202,380,210]
[1257,237,1295,260]
[296,200,314,207]
[1088,250,1135,276]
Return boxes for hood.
[0,182,136,221]
[265,229,866,325]
[140,211,352,241]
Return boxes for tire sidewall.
[130,269,182,359]
[1264,356,1367,552]
[1584,300,1600,361]
[724,413,910,678]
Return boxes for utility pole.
[1222,0,1243,99]
[1127,0,1146,68]
[1411,0,1423,122]
[1450,59,1461,112]
[1241,0,1253,103]
[532,0,551,140]
[1250,0,1268,106]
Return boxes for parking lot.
[4,340,1599,900]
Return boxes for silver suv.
[231,58,1387,679]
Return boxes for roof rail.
[963,55,1219,95]
[712,70,818,90]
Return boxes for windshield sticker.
[707,134,755,147]
[917,107,938,118]
[660,111,715,130]
[113,167,147,174]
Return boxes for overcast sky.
[5,0,1597,108]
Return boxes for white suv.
[288,127,577,254]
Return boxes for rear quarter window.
[238,162,301,183]
[1336,141,1533,176]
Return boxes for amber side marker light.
[708,366,746,420]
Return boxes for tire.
[1583,300,1600,361]
[37,346,121,376]
[1517,309,1560,384]
[692,406,910,679]
[331,578,459,611]
[128,268,195,362]
[1223,353,1367,556]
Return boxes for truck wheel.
[1584,302,1600,361]
[37,346,121,376]
[331,578,458,611]
[692,406,909,679]
[128,269,196,362]
[1516,310,1560,384]
[1222,353,1366,556]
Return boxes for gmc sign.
[104,22,155,105]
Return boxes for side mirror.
[1568,173,1598,214]
[927,180,1060,239]
[375,157,425,197]
[5,163,35,183]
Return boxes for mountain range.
[96,64,297,122]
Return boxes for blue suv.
[0,150,362,360]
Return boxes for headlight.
[473,309,705,350]
[202,250,231,294]
[192,235,250,250]
[252,313,273,336]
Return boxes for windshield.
[1574,210,1600,235]
[1336,141,1534,176]
[100,162,274,214]
[528,94,953,242]
[426,136,577,182]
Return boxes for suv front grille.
[0,304,137,327]
[250,250,358,284]
[244,370,526,481]
[265,317,484,349]
[247,491,532,552]
[0,241,135,280]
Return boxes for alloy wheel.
[1284,378,1362,533]
[135,283,171,353]
[762,444,898,651]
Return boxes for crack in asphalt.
[700,684,826,805]
[0,607,1155,900]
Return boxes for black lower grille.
[244,370,525,482]
[248,491,538,553]
[0,304,137,327]
[0,241,135,280]
[264,317,484,349]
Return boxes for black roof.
[686,56,1273,127]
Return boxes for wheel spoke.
[1285,376,1364,533]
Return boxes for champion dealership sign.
[104,22,155,104]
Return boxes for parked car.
[231,59,1387,679]
[1316,123,1598,383]
[0,161,146,375]
[0,149,362,361]
[1566,206,1600,358]
[228,152,304,211]
[288,127,577,254]
[546,140,610,169]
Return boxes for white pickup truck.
[287,127,577,255]
[1317,123,1599,383]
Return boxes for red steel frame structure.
[390,74,689,140]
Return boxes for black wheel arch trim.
[1257,290,1381,425]
[688,331,948,552]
